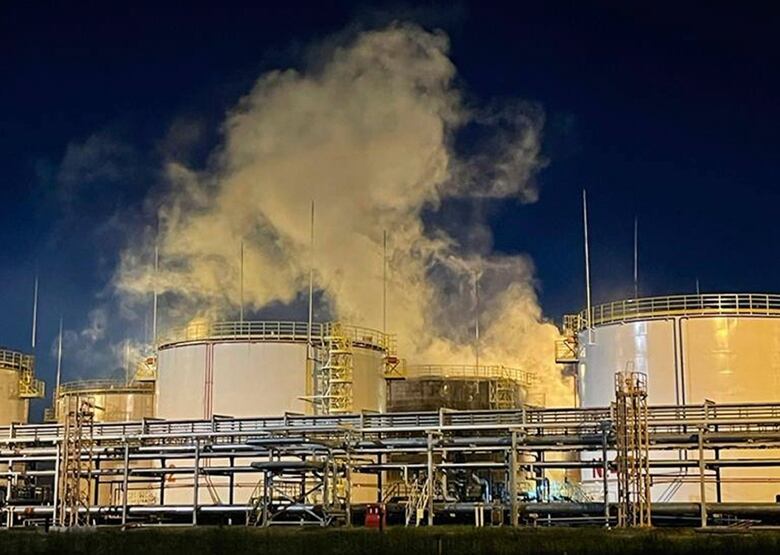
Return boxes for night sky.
[2,2,779,400]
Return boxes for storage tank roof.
[157,320,395,353]
[570,293,780,331]
[404,364,534,385]
[57,379,154,396]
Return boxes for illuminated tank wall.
[154,320,392,505]
[0,367,28,425]
[387,365,531,412]
[0,347,44,426]
[575,293,780,503]
[54,380,155,423]
[54,380,156,505]
[155,321,391,419]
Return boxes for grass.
[2,526,780,555]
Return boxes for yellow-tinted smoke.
[116,23,571,406]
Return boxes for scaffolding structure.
[312,324,354,415]
[58,397,96,527]
[613,370,652,527]
[247,449,350,527]
[489,379,519,410]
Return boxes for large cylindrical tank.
[386,365,549,503]
[53,379,156,506]
[156,321,392,419]
[154,321,392,506]
[575,293,780,502]
[54,380,155,423]
[387,365,531,412]
[0,347,45,425]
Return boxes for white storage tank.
[156,320,393,419]
[53,380,155,424]
[387,364,532,411]
[154,320,393,507]
[573,293,780,502]
[52,379,156,506]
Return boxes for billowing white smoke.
[117,23,570,406]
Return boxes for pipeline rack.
[3,401,780,528]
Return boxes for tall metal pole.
[382,230,387,335]
[239,240,245,325]
[633,216,638,300]
[509,431,518,527]
[583,190,594,344]
[696,278,700,296]
[56,317,63,394]
[698,428,707,528]
[474,271,480,370]
[121,442,130,526]
[193,441,200,526]
[426,432,435,526]
[601,422,610,527]
[307,201,315,351]
[52,441,60,526]
[152,244,159,345]
[124,340,130,384]
[31,274,39,349]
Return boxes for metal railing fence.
[158,320,395,353]
[572,293,780,331]
[404,364,534,385]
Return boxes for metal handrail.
[571,293,780,331]
[0,347,34,372]
[5,401,780,442]
[404,364,534,385]
[157,320,396,353]
[57,380,155,395]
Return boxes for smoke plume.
[116,23,570,406]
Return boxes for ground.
[3,526,780,554]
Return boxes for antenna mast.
[56,317,63,393]
[240,240,245,325]
[31,274,39,349]
[474,270,480,370]
[583,190,594,344]
[152,244,159,345]
[634,216,639,300]
[307,201,315,352]
[382,230,387,334]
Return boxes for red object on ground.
[364,504,386,529]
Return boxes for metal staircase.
[313,323,354,415]
[555,314,581,364]
[0,349,45,399]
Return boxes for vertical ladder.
[614,370,652,527]
[58,397,95,527]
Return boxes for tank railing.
[0,348,34,372]
[57,379,156,394]
[157,320,396,353]
[404,364,535,385]
[572,293,780,331]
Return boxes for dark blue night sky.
[2,2,779,404]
